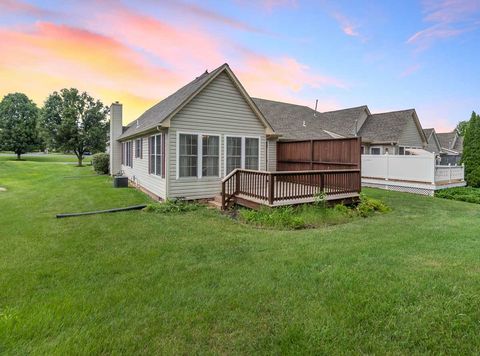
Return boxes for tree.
[456,120,469,136]
[40,88,109,166]
[461,111,480,187]
[0,93,39,159]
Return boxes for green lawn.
[1,157,480,354]
[0,153,91,163]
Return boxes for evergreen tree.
[461,111,480,187]
[0,93,39,159]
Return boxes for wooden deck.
[221,169,361,210]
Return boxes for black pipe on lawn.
[56,205,147,218]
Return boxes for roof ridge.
[252,97,314,110]
[370,108,415,116]
[322,105,368,113]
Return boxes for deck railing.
[221,169,361,210]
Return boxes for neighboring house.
[423,128,442,155]
[252,99,427,155]
[436,129,463,165]
[110,63,278,201]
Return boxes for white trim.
[148,133,164,178]
[176,131,222,180]
[224,134,261,176]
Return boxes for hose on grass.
[56,205,147,218]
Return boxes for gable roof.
[316,106,370,137]
[423,128,442,153]
[358,109,427,144]
[252,98,334,140]
[437,130,463,153]
[423,128,434,139]
[119,63,274,140]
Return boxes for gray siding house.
[110,63,277,200]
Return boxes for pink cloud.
[408,0,480,48]
[400,63,422,77]
[236,0,297,11]
[0,0,54,16]
[164,1,271,34]
[332,11,361,38]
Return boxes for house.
[252,99,427,155]
[436,129,463,165]
[110,63,279,201]
[423,128,442,155]
[109,63,363,207]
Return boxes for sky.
[1,0,479,131]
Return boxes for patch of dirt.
[0,187,6,192]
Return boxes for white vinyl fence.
[362,155,464,184]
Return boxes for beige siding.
[399,115,424,147]
[267,139,277,171]
[168,72,267,200]
[425,134,441,154]
[121,134,167,199]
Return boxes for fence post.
[268,173,274,205]
[385,153,389,181]
[221,180,226,210]
[449,163,452,183]
[235,170,240,194]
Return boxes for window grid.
[149,134,163,176]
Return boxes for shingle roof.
[119,64,226,139]
[316,106,369,137]
[252,98,333,140]
[423,128,434,139]
[437,131,463,153]
[358,109,416,143]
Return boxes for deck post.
[235,170,240,194]
[221,181,226,210]
[268,173,274,205]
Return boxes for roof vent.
[302,120,306,127]
[313,99,318,117]
[136,120,140,128]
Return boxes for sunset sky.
[1,0,479,131]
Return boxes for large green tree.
[0,93,39,159]
[461,111,480,187]
[40,88,109,166]
[456,120,469,136]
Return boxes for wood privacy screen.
[276,137,361,171]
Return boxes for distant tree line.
[0,89,108,166]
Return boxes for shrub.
[435,187,480,204]
[144,199,200,213]
[92,153,109,174]
[239,206,306,230]
[356,193,390,217]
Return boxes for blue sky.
[0,0,479,131]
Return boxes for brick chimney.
[109,102,123,175]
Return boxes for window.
[226,137,242,174]
[226,136,260,174]
[149,134,164,176]
[123,141,133,167]
[179,134,198,178]
[361,146,365,155]
[370,147,381,155]
[245,138,259,170]
[202,135,219,177]
[398,146,405,155]
[135,138,142,158]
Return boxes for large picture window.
[177,133,221,178]
[226,136,260,174]
[149,134,163,176]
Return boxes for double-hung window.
[122,141,133,167]
[226,136,260,174]
[178,133,220,178]
[135,138,142,158]
[370,147,381,155]
[149,134,164,176]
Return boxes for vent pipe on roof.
[313,99,318,117]
[354,119,358,137]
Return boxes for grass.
[436,186,480,204]
[1,157,480,354]
[0,153,92,163]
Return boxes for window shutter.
[130,141,133,168]
[121,143,124,165]
[162,133,166,178]
[140,138,143,159]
